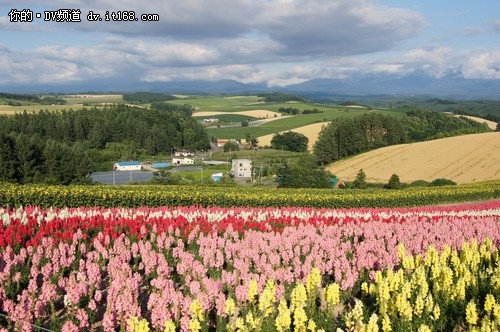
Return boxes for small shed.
[216,139,228,148]
[114,161,141,171]
[330,177,345,188]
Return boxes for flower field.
[1,200,500,331]
[0,181,499,209]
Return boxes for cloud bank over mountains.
[1,0,500,95]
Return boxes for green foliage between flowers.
[0,181,498,209]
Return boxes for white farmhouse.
[174,150,194,157]
[172,157,195,165]
[114,161,142,171]
[231,159,252,178]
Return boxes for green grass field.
[169,95,262,111]
[207,109,404,139]
[194,114,256,122]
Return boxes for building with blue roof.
[114,161,142,171]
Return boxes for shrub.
[385,173,402,189]
[353,169,367,189]
[270,131,308,152]
[410,180,431,187]
[431,178,457,186]
[223,141,239,152]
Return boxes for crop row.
[0,181,498,209]
[0,202,499,331]
[1,201,500,248]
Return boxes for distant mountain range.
[2,73,500,99]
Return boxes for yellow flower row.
[0,180,498,208]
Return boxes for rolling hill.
[326,132,500,184]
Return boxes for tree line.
[122,92,178,104]
[314,110,490,165]
[0,133,93,184]
[0,103,210,184]
[278,107,323,115]
[0,92,66,105]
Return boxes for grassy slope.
[207,109,404,139]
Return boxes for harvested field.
[327,132,500,184]
[193,109,281,118]
[257,122,330,150]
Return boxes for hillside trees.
[0,134,20,182]
[402,109,488,140]
[123,92,177,104]
[0,133,93,184]
[0,103,211,184]
[313,113,407,165]
[271,131,308,152]
[275,156,331,188]
[257,93,309,103]
[0,104,210,154]
[314,110,488,165]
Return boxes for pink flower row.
[0,200,498,331]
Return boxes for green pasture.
[194,114,256,122]
[169,95,262,111]
[207,108,404,139]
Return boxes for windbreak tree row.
[314,111,490,165]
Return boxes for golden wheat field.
[326,132,500,184]
[257,122,330,150]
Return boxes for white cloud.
[141,64,265,83]
[462,51,500,79]
[1,0,499,88]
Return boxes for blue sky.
[1,0,499,88]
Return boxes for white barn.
[114,161,142,171]
[231,159,252,178]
